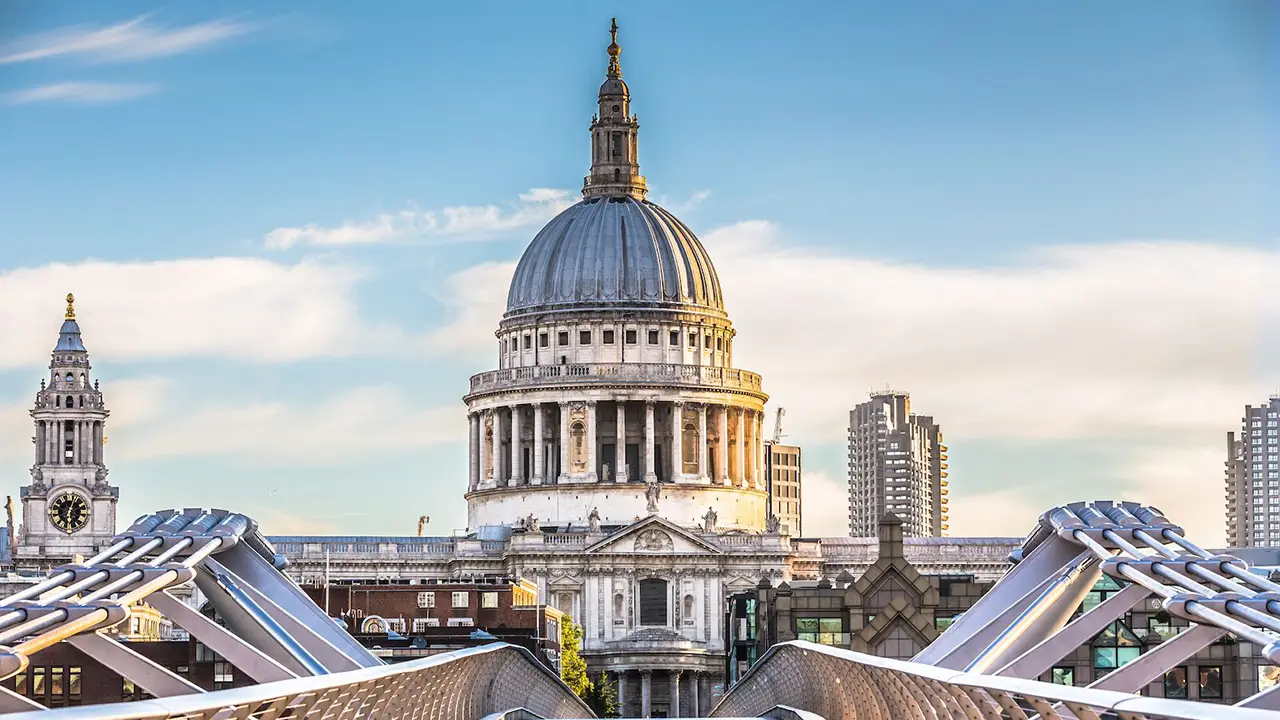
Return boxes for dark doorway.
[602,443,616,482]
[625,443,640,482]
[654,444,664,483]
[522,447,531,483]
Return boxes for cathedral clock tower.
[16,294,118,569]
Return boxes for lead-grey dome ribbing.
[505,196,725,318]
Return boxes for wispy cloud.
[264,188,576,250]
[3,82,159,105]
[0,15,254,65]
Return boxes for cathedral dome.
[504,196,725,319]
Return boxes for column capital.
[670,668,683,678]
[644,398,656,407]
[586,399,597,407]
[640,668,653,677]
[530,401,542,409]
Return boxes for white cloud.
[3,82,159,105]
[423,262,515,358]
[114,385,465,466]
[264,189,576,250]
[0,258,399,369]
[427,222,1276,539]
[0,15,254,65]
[799,470,849,537]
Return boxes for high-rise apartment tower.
[847,391,947,538]
[1225,395,1280,547]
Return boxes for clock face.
[48,492,89,534]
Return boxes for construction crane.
[772,407,786,443]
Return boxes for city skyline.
[0,2,1273,542]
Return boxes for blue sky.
[0,2,1274,540]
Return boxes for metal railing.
[0,644,592,720]
[468,362,764,394]
[713,640,1277,719]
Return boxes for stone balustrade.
[468,362,764,394]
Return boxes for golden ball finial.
[64,293,75,320]
[606,18,623,77]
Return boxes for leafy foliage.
[583,672,619,717]
[560,617,591,697]
[559,620,619,716]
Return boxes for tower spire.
[607,18,622,78]
[582,18,648,200]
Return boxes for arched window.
[79,373,85,388]
[65,373,73,384]
[614,168,620,182]
[66,396,74,408]
[638,578,668,626]
[683,594,695,621]
[682,421,699,472]
[55,396,61,408]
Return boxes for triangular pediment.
[584,515,725,556]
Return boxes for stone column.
[482,411,493,483]
[717,406,729,486]
[697,405,709,483]
[643,400,657,483]
[735,408,746,489]
[467,413,479,491]
[34,421,42,465]
[509,405,521,486]
[752,409,762,486]
[691,671,701,717]
[95,421,103,464]
[640,670,652,718]
[670,402,683,483]
[532,403,544,485]
[616,400,628,483]
[617,671,628,716]
[559,402,570,482]
[73,421,81,465]
[586,401,598,482]
[670,669,682,718]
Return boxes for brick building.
[301,577,565,668]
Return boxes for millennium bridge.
[0,502,1276,719]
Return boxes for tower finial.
[607,18,622,78]
[64,293,75,320]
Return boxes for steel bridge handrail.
[712,640,1278,719]
[0,643,594,720]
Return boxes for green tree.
[560,617,591,697]
[583,672,619,717]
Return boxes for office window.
[1199,666,1223,699]
[412,618,431,633]
[795,617,843,646]
[1163,667,1188,698]
[418,591,435,608]
[214,661,233,688]
[452,591,469,608]
[481,592,499,608]
[1050,667,1074,686]
[1091,620,1142,677]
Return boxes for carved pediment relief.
[634,529,673,552]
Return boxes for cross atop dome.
[583,18,648,200]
